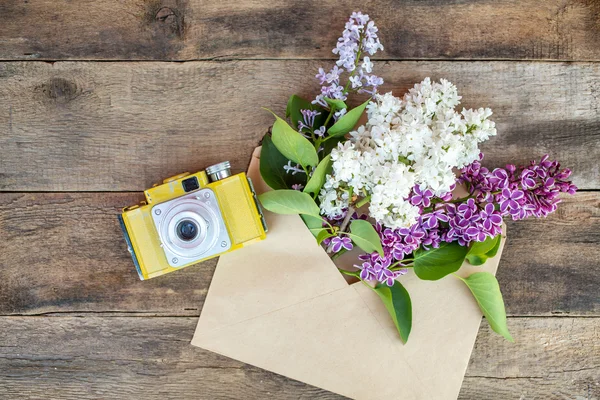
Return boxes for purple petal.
[489,214,503,225]
[465,227,480,236]
[511,190,524,200]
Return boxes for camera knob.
[206,161,232,182]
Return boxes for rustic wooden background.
[0,1,599,399]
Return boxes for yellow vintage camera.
[118,161,267,280]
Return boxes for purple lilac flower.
[329,236,353,253]
[356,256,406,287]
[479,203,503,234]
[460,154,577,220]
[352,155,575,286]
[410,185,434,208]
[313,12,384,107]
[291,183,304,191]
[499,188,524,215]
[297,109,320,132]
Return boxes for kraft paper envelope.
[192,147,507,400]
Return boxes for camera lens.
[176,219,199,242]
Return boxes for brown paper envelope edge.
[192,147,507,400]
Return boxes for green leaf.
[466,235,501,266]
[327,99,370,137]
[258,190,321,217]
[348,219,384,256]
[459,272,513,342]
[316,229,335,245]
[286,95,327,130]
[265,109,319,168]
[485,234,502,258]
[286,95,311,129]
[259,134,306,190]
[324,97,348,112]
[373,281,412,343]
[303,155,332,194]
[301,214,325,237]
[413,242,469,280]
[320,136,344,157]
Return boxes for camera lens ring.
[175,219,200,242]
[158,199,221,259]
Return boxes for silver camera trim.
[151,188,231,268]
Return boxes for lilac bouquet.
[258,12,577,343]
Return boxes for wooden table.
[0,1,598,399]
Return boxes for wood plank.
[0,316,342,400]
[0,60,598,191]
[460,318,600,400]
[1,0,600,61]
[0,316,597,399]
[0,192,597,316]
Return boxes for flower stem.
[355,195,371,208]
[331,248,348,261]
[337,267,359,278]
[339,205,356,233]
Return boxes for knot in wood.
[153,6,184,38]
[40,77,79,103]
[155,7,176,24]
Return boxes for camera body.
[119,161,267,280]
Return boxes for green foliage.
[265,109,319,168]
[373,281,412,343]
[413,242,469,280]
[301,214,325,238]
[327,99,370,137]
[466,235,501,266]
[285,95,325,128]
[258,190,321,217]
[259,134,306,190]
[485,234,502,258]
[324,97,348,112]
[458,272,513,342]
[316,229,335,245]
[304,155,332,194]
[348,219,384,256]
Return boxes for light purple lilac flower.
[297,109,320,132]
[313,12,384,107]
[283,161,305,175]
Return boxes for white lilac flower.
[319,78,497,229]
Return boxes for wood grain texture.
[1,0,600,61]
[460,319,600,400]
[0,192,597,316]
[1,60,598,191]
[0,316,597,399]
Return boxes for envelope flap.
[194,150,348,333]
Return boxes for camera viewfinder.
[182,176,200,193]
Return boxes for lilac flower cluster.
[297,109,326,138]
[459,154,577,219]
[353,154,577,286]
[313,11,384,106]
